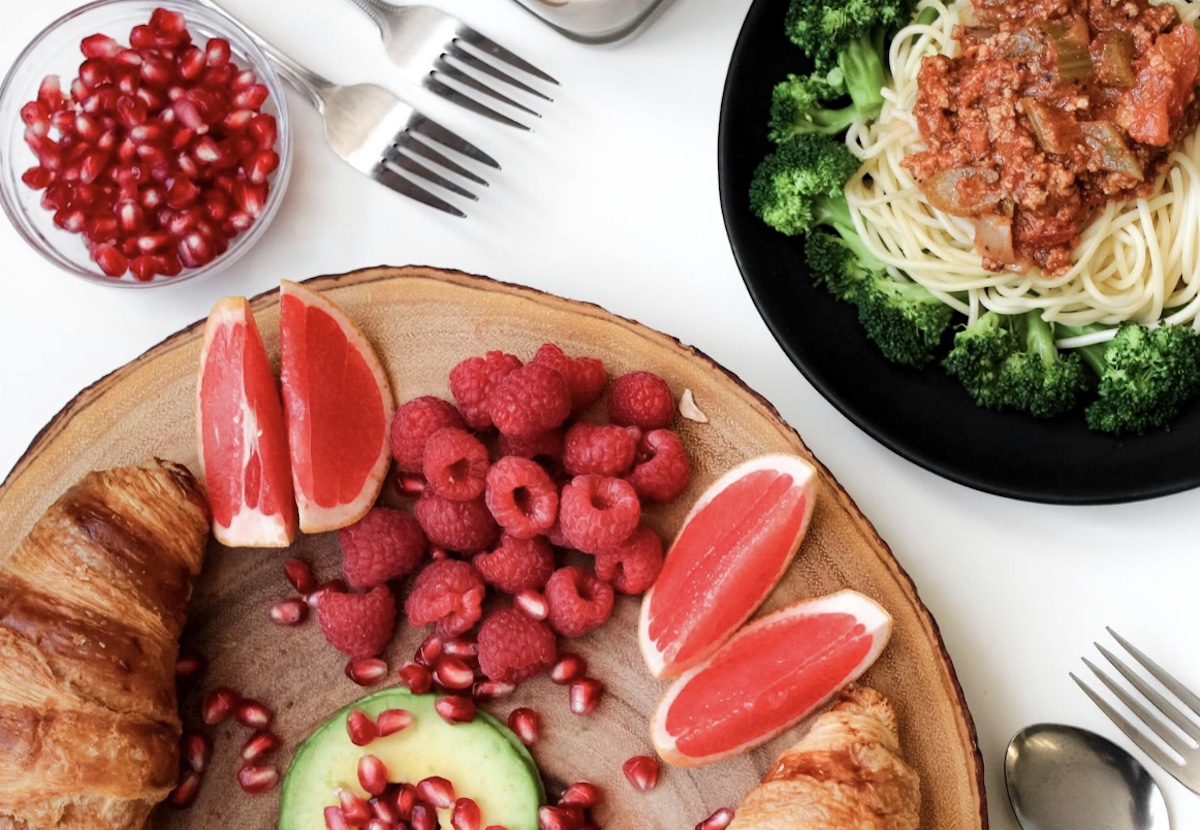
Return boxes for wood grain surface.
[0,266,986,830]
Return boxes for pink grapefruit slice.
[196,297,297,547]
[638,453,818,678]
[650,590,893,767]
[279,280,395,533]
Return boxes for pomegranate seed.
[167,768,202,808]
[206,37,232,68]
[179,731,211,773]
[393,471,426,497]
[269,597,308,626]
[235,699,273,729]
[324,806,350,830]
[237,762,278,794]
[346,708,378,746]
[92,243,127,277]
[157,251,184,277]
[239,728,282,762]
[472,680,516,700]
[376,708,414,737]
[85,215,120,243]
[538,805,582,830]
[231,67,257,90]
[21,166,52,189]
[20,101,49,133]
[129,122,165,146]
[177,45,206,80]
[174,650,207,683]
[506,707,539,747]
[695,808,735,830]
[172,97,205,132]
[151,7,189,35]
[417,776,455,809]
[204,188,232,222]
[358,754,389,796]
[436,695,476,725]
[410,804,438,830]
[233,83,269,109]
[81,33,121,59]
[416,633,445,667]
[78,150,109,184]
[452,797,482,830]
[140,53,176,89]
[178,228,216,268]
[559,781,602,809]
[365,821,390,830]
[568,678,604,716]
[346,657,389,686]
[224,209,255,235]
[394,782,419,819]
[622,755,659,792]
[514,589,549,621]
[223,107,254,132]
[117,200,145,233]
[442,637,479,659]
[250,113,278,150]
[134,85,167,112]
[306,579,347,609]
[203,64,235,90]
[370,793,399,823]
[201,686,240,725]
[37,75,65,111]
[283,557,318,594]
[435,656,476,691]
[193,135,223,164]
[74,113,103,143]
[246,149,280,184]
[78,58,110,91]
[128,254,159,281]
[398,662,433,694]
[70,77,87,102]
[336,787,372,825]
[135,230,172,253]
[233,180,267,217]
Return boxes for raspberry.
[558,475,641,554]
[339,507,429,589]
[390,396,466,473]
[544,566,614,637]
[476,606,556,684]
[487,363,572,438]
[317,585,396,658]
[498,428,564,464]
[625,429,692,502]
[423,427,489,501]
[608,371,675,430]
[530,343,607,414]
[485,456,559,539]
[562,422,639,477]
[473,533,556,595]
[450,350,523,431]
[594,525,664,595]
[414,492,499,553]
[404,559,486,637]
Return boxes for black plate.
[717,0,1200,504]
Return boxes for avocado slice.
[279,687,544,830]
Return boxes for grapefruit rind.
[278,280,396,534]
[649,589,892,767]
[638,453,818,679]
[195,297,297,548]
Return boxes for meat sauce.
[903,0,1200,275]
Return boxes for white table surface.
[2,1,1198,827]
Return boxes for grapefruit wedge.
[279,280,395,533]
[650,590,893,767]
[638,454,818,678]
[196,297,297,547]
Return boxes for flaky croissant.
[0,460,210,830]
[729,685,921,830]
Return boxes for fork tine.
[1097,642,1200,743]
[372,163,465,218]
[1109,627,1200,718]
[383,145,477,201]
[455,28,559,86]
[397,137,488,186]
[409,115,502,168]
[422,77,530,131]
[1072,670,1189,779]
[432,60,541,118]
[446,43,553,102]
[1082,656,1194,755]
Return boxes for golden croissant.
[0,460,210,830]
[729,684,921,830]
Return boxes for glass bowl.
[0,0,292,288]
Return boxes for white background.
[2,1,1199,827]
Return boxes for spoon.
[1005,723,1170,830]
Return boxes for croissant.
[0,460,210,830]
[729,684,921,830]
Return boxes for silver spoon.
[1005,723,1170,830]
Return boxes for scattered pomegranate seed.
[182,731,212,773]
[346,708,378,747]
[694,807,735,830]
[435,695,476,725]
[236,762,278,794]
[270,597,308,626]
[559,781,603,809]
[323,806,350,830]
[370,793,400,823]
[410,803,438,830]
[622,755,660,792]
[429,544,451,560]
[175,650,208,683]
[345,657,390,686]
[240,729,281,763]
[568,678,604,716]
[365,820,391,830]
[514,589,549,621]
[452,797,483,830]
[507,707,539,746]
[358,754,390,796]
[393,471,427,497]
[394,782,419,819]
[434,656,477,691]
[398,661,433,695]
[201,686,240,725]
[472,680,516,700]
[442,636,479,659]
[167,768,202,808]
[283,557,317,593]
[234,699,273,729]
[538,805,582,830]
[376,708,414,737]
[415,632,444,666]
[417,775,455,809]
[306,579,347,609]
[550,653,586,685]
[336,786,372,825]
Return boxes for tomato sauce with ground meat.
[902,0,1200,275]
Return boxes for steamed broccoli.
[943,311,1089,418]
[749,134,860,237]
[768,72,862,142]
[802,227,883,302]
[1060,323,1200,434]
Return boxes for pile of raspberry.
[305,342,693,702]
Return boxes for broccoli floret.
[803,230,884,302]
[749,134,860,236]
[943,311,1089,417]
[768,72,860,142]
[855,272,954,368]
[1062,323,1200,434]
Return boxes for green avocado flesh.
[279,688,544,830]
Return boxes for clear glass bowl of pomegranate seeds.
[0,0,292,287]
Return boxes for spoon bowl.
[1005,723,1170,830]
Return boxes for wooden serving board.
[0,266,986,830]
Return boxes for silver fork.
[202,0,497,217]
[1073,627,1200,793]
[339,1,559,129]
